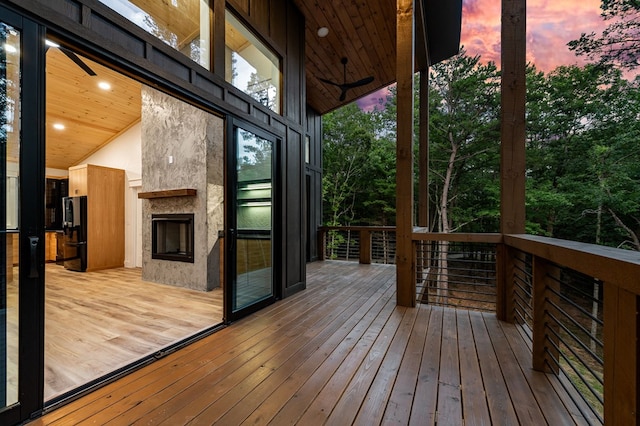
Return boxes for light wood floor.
[31,261,595,425]
[44,264,223,400]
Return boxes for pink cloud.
[357,0,625,111]
[462,0,607,72]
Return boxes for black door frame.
[224,117,281,323]
[0,4,46,425]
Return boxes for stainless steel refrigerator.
[62,195,87,272]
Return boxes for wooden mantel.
[137,189,197,199]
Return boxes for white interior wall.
[81,121,143,268]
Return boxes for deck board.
[32,261,584,426]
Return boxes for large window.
[98,0,211,70]
[225,10,281,114]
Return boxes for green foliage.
[322,49,639,250]
[427,51,501,233]
[568,0,640,69]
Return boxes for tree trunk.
[436,134,457,305]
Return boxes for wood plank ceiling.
[293,0,397,115]
[45,47,142,171]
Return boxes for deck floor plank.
[352,304,420,425]
[457,310,492,425]
[409,306,443,426]
[483,313,548,424]
[436,306,463,426]
[381,304,431,425]
[31,261,584,426]
[468,311,520,424]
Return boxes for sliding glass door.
[226,121,278,321]
[0,5,46,425]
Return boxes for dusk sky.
[358,0,609,110]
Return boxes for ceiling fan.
[46,40,97,76]
[318,57,374,101]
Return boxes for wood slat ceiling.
[46,48,142,171]
[294,0,398,114]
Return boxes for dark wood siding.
[284,129,305,296]
[305,108,322,262]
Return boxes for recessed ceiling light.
[45,39,60,48]
[98,81,111,90]
[317,27,329,38]
[53,123,65,130]
[3,44,17,53]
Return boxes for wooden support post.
[604,284,639,424]
[318,228,325,261]
[532,256,559,373]
[359,230,371,264]
[500,0,526,235]
[395,0,416,307]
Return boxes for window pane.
[225,10,281,114]
[99,0,211,70]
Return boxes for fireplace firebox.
[152,214,194,263]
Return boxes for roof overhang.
[295,0,462,115]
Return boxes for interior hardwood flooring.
[31,261,596,425]
[44,264,223,400]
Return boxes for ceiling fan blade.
[339,88,348,102]
[344,76,374,89]
[59,46,97,76]
[318,77,341,87]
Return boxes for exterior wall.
[5,0,311,298]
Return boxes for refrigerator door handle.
[28,235,39,278]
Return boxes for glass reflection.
[99,0,211,70]
[0,21,20,408]
[225,10,281,114]
[234,128,273,311]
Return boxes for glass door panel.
[227,123,277,320]
[0,8,45,424]
[1,19,21,412]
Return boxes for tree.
[526,63,640,250]
[322,103,376,227]
[426,51,501,303]
[428,51,501,235]
[568,0,640,70]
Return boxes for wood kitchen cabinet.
[68,164,125,271]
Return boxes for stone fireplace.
[139,86,224,291]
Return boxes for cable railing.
[318,226,396,264]
[415,240,497,312]
[511,250,604,423]
[504,234,640,425]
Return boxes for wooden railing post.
[318,228,325,261]
[532,256,559,373]
[496,243,515,322]
[604,284,639,424]
[359,229,371,264]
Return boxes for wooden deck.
[32,261,590,425]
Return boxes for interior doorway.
[43,41,224,402]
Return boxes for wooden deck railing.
[319,226,640,424]
[318,226,396,264]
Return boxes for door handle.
[229,229,236,252]
[28,236,39,278]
